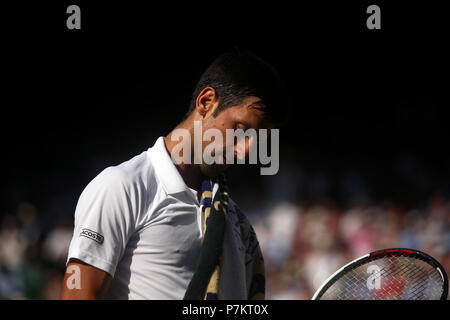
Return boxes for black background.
[2,1,449,226]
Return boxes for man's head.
[185,50,287,125]
[179,50,288,177]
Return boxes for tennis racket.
[312,248,448,300]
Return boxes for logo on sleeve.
[80,228,104,244]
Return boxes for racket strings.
[319,255,444,300]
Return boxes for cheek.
[215,114,234,130]
[201,118,228,151]
[215,108,237,128]
[212,117,236,146]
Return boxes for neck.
[164,122,204,194]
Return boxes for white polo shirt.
[66,136,210,299]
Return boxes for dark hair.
[186,50,289,127]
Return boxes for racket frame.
[311,248,449,300]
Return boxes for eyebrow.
[237,112,265,130]
[247,100,266,110]
[238,120,252,129]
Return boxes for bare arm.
[60,258,112,300]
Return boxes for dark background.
[4,1,449,221]
[0,1,449,299]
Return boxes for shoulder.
[95,151,156,190]
[76,151,160,224]
[82,150,158,204]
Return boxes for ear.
[195,87,219,119]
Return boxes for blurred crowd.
[248,194,450,299]
[0,202,72,299]
[0,187,449,300]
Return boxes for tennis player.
[60,51,287,300]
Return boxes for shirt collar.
[147,136,190,195]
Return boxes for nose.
[234,135,255,161]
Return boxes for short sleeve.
[66,166,138,277]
